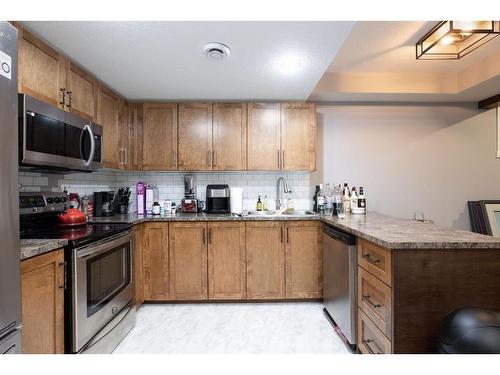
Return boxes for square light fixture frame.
[416,21,500,60]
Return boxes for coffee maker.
[93,191,115,217]
[206,185,230,214]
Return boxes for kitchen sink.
[281,210,317,216]
[245,210,277,216]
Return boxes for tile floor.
[114,302,351,354]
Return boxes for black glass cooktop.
[20,222,132,247]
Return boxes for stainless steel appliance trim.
[323,224,357,347]
[82,124,95,167]
[76,231,132,258]
[78,301,135,354]
[0,329,22,354]
[206,188,230,198]
[19,93,103,171]
[0,21,21,342]
[72,231,134,352]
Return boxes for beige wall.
[314,104,500,230]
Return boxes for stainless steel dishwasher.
[322,223,357,351]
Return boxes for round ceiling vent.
[203,42,231,60]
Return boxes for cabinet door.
[212,103,246,170]
[285,221,322,298]
[17,25,66,108]
[208,222,246,300]
[133,224,145,307]
[169,222,208,300]
[247,103,281,170]
[128,103,143,170]
[21,249,65,354]
[117,99,129,170]
[142,103,178,170]
[66,62,96,121]
[246,222,285,299]
[96,85,121,169]
[178,103,212,171]
[143,223,169,300]
[281,103,316,171]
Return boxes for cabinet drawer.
[358,239,392,286]
[358,267,392,337]
[358,309,392,354]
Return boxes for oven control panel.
[19,192,67,215]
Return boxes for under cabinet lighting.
[416,21,500,60]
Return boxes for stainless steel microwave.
[18,94,103,172]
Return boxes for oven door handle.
[76,231,132,259]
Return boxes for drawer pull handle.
[363,295,381,309]
[362,253,381,265]
[362,339,381,354]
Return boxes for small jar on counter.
[152,202,160,215]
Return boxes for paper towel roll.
[230,187,243,214]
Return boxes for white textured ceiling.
[21,21,355,101]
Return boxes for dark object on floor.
[437,308,500,353]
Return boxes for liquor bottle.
[256,195,263,211]
[358,187,366,212]
[335,185,344,218]
[317,184,325,214]
[313,185,320,212]
[324,183,333,215]
[343,183,351,213]
[350,187,358,211]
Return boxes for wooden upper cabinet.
[169,222,208,300]
[117,99,129,170]
[285,221,322,299]
[247,103,281,170]
[142,103,178,171]
[143,223,169,301]
[281,103,316,171]
[96,85,121,169]
[17,25,66,108]
[21,249,65,354]
[178,103,212,171]
[128,103,143,171]
[212,103,247,170]
[246,221,285,300]
[66,62,96,121]
[208,222,246,300]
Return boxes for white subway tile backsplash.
[19,170,312,212]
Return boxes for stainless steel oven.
[71,230,134,353]
[19,93,103,172]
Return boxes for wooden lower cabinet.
[358,308,392,354]
[21,249,65,354]
[285,221,322,299]
[143,223,169,300]
[246,222,285,299]
[208,222,246,300]
[169,222,208,300]
[140,220,323,302]
[133,224,145,307]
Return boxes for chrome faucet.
[276,177,290,210]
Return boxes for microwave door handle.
[82,124,95,167]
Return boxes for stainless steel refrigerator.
[0,21,22,354]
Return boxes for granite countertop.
[321,212,500,250]
[91,211,500,250]
[20,239,68,261]
[21,211,500,260]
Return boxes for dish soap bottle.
[256,195,263,211]
[263,194,268,211]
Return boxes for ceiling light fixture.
[203,42,231,61]
[274,53,305,75]
[416,21,500,60]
